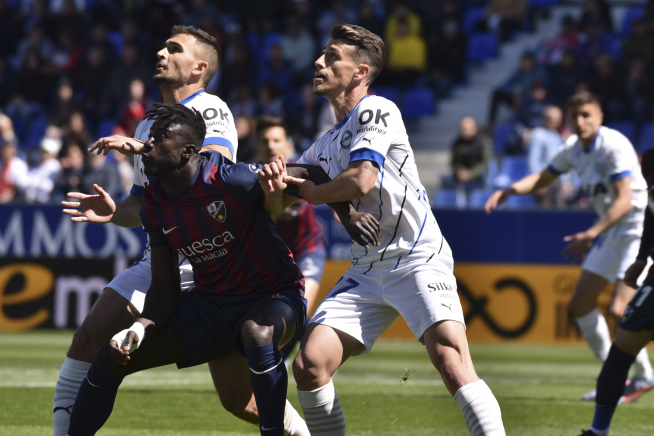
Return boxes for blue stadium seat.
[492,122,514,155]
[372,86,400,105]
[621,6,644,36]
[607,122,636,144]
[467,33,499,63]
[401,87,435,119]
[432,188,460,208]
[463,8,486,35]
[96,119,117,138]
[505,194,537,209]
[260,33,284,59]
[500,156,530,183]
[637,122,654,154]
[469,189,495,209]
[106,31,124,58]
[24,116,47,150]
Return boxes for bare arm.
[110,194,143,227]
[485,168,559,213]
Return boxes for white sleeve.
[348,96,399,168]
[606,137,636,182]
[130,156,146,197]
[296,142,320,166]
[193,95,238,160]
[547,141,573,175]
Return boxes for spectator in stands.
[0,58,19,107]
[280,16,316,77]
[104,44,152,113]
[587,52,625,121]
[537,15,580,66]
[292,84,324,153]
[384,1,422,46]
[517,80,552,129]
[257,82,285,119]
[231,85,258,119]
[427,19,466,96]
[625,58,652,134]
[234,116,259,163]
[578,0,613,32]
[437,0,463,28]
[50,0,85,40]
[256,44,295,103]
[64,111,92,147]
[19,49,53,106]
[116,78,150,137]
[55,140,86,196]
[450,116,492,190]
[0,113,17,146]
[483,0,528,42]
[548,50,581,106]
[220,42,255,104]
[527,106,573,207]
[0,139,27,203]
[578,18,615,68]
[112,151,132,200]
[488,51,548,125]
[386,17,427,88]
[622,18,654,66]
[317,0,356,45]
[77,46,111,122]
[50,78,77,127]
[50,29,82,74]
[356,2,384,38]
[16,26,53,66]
[181,0,220,29]
[22,136,63,204]
[80,149,119,198]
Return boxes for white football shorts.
[583,232,641,283]
[310,254,465,355]
[106,257,195,312]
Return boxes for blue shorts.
[296,247,326,282]
[172,289,306,369]
[619,279,654,332]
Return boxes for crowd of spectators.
[0,0,473,205]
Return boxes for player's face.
[568,103,603,141]
[142,122,187,177]
[259,126,291,162]
[153,34,198,89]
[313,40,361,97]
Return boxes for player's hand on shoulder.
[624,259,647,289]
[484,189,511,214]
[61,184,116,224]
[258,156,288,199]
[89,135,144,156]
[339,204,380,249]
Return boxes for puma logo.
[318,157,332,164]
[213,129,225,135]
[362,137,373,146]
[441,303,452,311]
[53,405,74,415]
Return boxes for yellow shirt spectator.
[387,33,427,72]
[384,11,422,45]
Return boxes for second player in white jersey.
[548,126,647,238]
[298,94,451,269]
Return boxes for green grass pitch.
[1,331,653,435]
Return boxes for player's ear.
[354,63,370,82]
[193,60,208,79]
[181,143,197,159]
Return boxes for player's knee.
[292,349,325,386]
[240,321,275,349]
[220,394,257,422]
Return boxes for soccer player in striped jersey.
[578,149,654,435]
[66,103,307,436]
[260,24,506,436]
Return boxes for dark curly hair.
[144,103,206,148]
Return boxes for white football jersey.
[298,95,451,269]
[130,90,238,259]
[549,126,647,236]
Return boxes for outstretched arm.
[62,185,143,227]
[485,168,559,214]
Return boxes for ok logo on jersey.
[206,201,226,222]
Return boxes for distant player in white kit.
[485,91,654,402]
[258,24,506,436]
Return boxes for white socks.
[284,399,310,436]
[576,309,612,363]
[633,347,654,381]
[53,357,92,436]
[297,380,346,435]
[455,380,506,436]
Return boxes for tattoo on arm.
[363,163,379,176]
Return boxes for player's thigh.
[68,288,141,360]
[568,269,610,316]
[608,279,638,319]
[296,249,326,313]
[240,294,302,349]
[304,278,321,314]
[208,353,255,414]
[614,327,653,356]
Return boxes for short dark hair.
[330,24,386,84]
[256,117,287,137]
[567,91,602,110]
[144,103,206,148]
[171,25,221,87]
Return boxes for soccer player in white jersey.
[258,24,506,436]
[486,91,654,402]
[55,25,310,436]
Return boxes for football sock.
[590,345,636,436]
[575,309,611,363]
[283,399,310,436]
[67,364,123,436]
[297,380,346,436]
[632,347,653,381]
[245,344,287,436]
[454,379,506,436]
[53,357,92,436]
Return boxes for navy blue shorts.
[296,247,326,282]
[619,279,654,332]
[171,289,306,369]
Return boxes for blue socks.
[591,344,636,434]
[245,344,287,436]
[67,364,123,436]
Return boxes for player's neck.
[329,86,369,123]
[160,156,201,196]
[161,85,205,104]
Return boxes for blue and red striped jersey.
[140,150,304,297]
[275,200,326,258]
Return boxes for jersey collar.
[582,128,601,153]
[332,95,371,130]
[179,89,205,105]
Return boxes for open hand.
[89,135,144,156]
[61,184,116,223]
[562,231,595,263]
[484,189,511,214]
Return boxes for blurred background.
[0,0,652,344]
